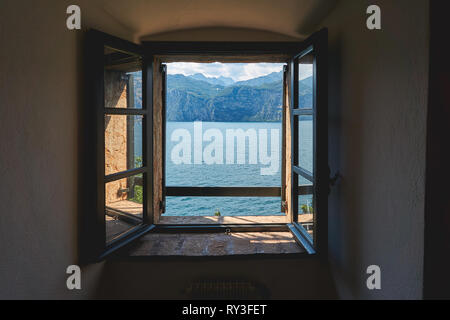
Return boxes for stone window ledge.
[124,232,305,257]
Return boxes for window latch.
[329,172,341,187]
[328,168,342,194]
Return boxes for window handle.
[329,171,341,187]
[328,168,341,195]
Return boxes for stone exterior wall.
[104,71,129,205]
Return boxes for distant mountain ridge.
[189,73,235,86]
[234,71,282,87]
[132,70,312,122]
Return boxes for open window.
[157,61,285,224]
[83,31,154,261]
[287,29,328,254]
[83,29,327,260]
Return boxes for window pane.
[297,115,313,174]
[105,115,143,175]
[105,173,143,244]
[298,52,314,109]
[298,194,314,240]
[165,196,282,217]
[104,46,142,109]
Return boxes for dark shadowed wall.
[423,0,450,300]
[321,0,429,299]
[0,0,135,299]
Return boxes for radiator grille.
[185,280,269,299]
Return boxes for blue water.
[129,68,314,216]
[166,122,282,187]
[162,121,313,216]
[134,121,313,216]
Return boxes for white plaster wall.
[321,0,429,299]
[0,0,134,299]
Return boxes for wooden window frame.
[83,30,155,262]
[289,29,328,256]
[82,29,327,261]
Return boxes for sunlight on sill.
[124,232,305,256]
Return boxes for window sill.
[122,231,305,257]
[157,214,313,225]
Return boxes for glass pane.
[297,115,313,174]
[298,52,314,109]
[105,173,144,244]
[298,194,314,240]
[165,197,283,217]
[104,46,142,109]
[105,115,143,175]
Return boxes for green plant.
[135,156,143,168]
[129,185,143,204]
[214,208,221,216]
[301,204,314,214]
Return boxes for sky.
[167,62,284,81]
[167,62,313,82]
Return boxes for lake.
[162,121,313,216]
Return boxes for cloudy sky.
[167,62,284,81]
[167,62,313,82]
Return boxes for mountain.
[133,71,312,121]
[234,71,283,87]
[167,74,225,99]
[189,73,235,86]
[206,84,283,122]
[167,73,282,122]
[298,76,313,109]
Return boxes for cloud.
[167,62,285,81]
[298,64,313,80]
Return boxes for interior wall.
[94,0,338,42]
[0,0,429,300]
[321,0,429,299]
[97,257,335,299]
[0,0,134,299]
[0,0,337,299]
[141,26,302,42]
